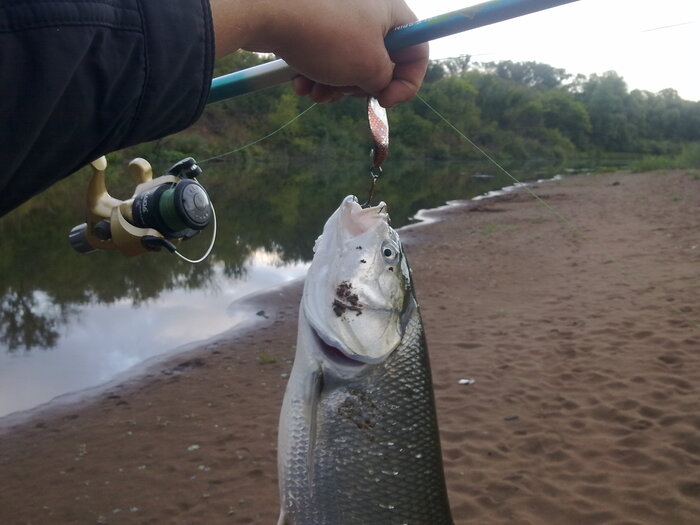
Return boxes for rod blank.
[208,0,579,104]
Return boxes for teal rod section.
[208,0,579,104]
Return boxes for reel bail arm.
[68,156,214,260]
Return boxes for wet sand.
[1,170,699,524]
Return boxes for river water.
[0,157,562,418]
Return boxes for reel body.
[69,157,212,257]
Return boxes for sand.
[1,170,699,524]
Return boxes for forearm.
[0,0,215,216]
[0,0,426,216]
[209,0,264,59]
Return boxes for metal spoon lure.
[364,97,389,207]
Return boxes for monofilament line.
[416,93,587,240]
[416,92,698,330]
[199,103,318,164]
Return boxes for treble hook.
[363,165,382,208]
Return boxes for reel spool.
[69,156,213,258]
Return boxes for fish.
[277,195,453,525]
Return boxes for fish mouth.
[310,327,366,368]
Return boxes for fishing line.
[416,92,587,239]
[161,103,317,264]
[198,102,318,164]
[416,92,699,330]
[641,21,694,33]
[172,178,218,264]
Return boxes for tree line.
[4,51,699,350]
[141,52,700,171]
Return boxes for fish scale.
[309,303,452,524]
[277,196,453,524]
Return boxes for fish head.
[303,195,410,364]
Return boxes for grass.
[258,350,277,364]
[630,155,675,172]
[593,165,623,174]
[479,224,517,235]
[631,143,700,172]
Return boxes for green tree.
[578,71,633,151]
[483,60,570,89]
[540,89,591,148]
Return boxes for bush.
[677,143,700,168]
[630,155,675,172]
[631,142,700,172]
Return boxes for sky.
[407,0,700,101]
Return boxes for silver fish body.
[278,196,452,525]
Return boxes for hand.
[210,0,428,108]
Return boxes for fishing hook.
[363,97,389,208]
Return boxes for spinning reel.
[69,156,215,260]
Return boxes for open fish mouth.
[277,194,453,524]
[302,195,407,364]
[310,326,366,368]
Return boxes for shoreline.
[0,275,310,432]
[1,169,699,524]
[0,174,550,428]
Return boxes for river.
[0,157,567,418]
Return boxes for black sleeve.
[0,0,215,216]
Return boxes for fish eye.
[381,241,400,264]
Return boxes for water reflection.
[0,291,76,351]
[0,158,551,417]
[0,251,308,417]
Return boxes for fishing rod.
[69,0,580,260]
[208,0,581,103]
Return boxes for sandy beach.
[1,169,699,524]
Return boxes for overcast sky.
[407,0,700,101]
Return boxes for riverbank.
[1,170,699,524]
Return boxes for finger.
[359,1,425,101]
[328,90,346,103]
[377,42,429,108]
[292,76,314,97]
[293,76,363,102]
[310,83,341,103]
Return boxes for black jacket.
[0,0,215,216]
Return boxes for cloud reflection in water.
[0,250,308,418]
